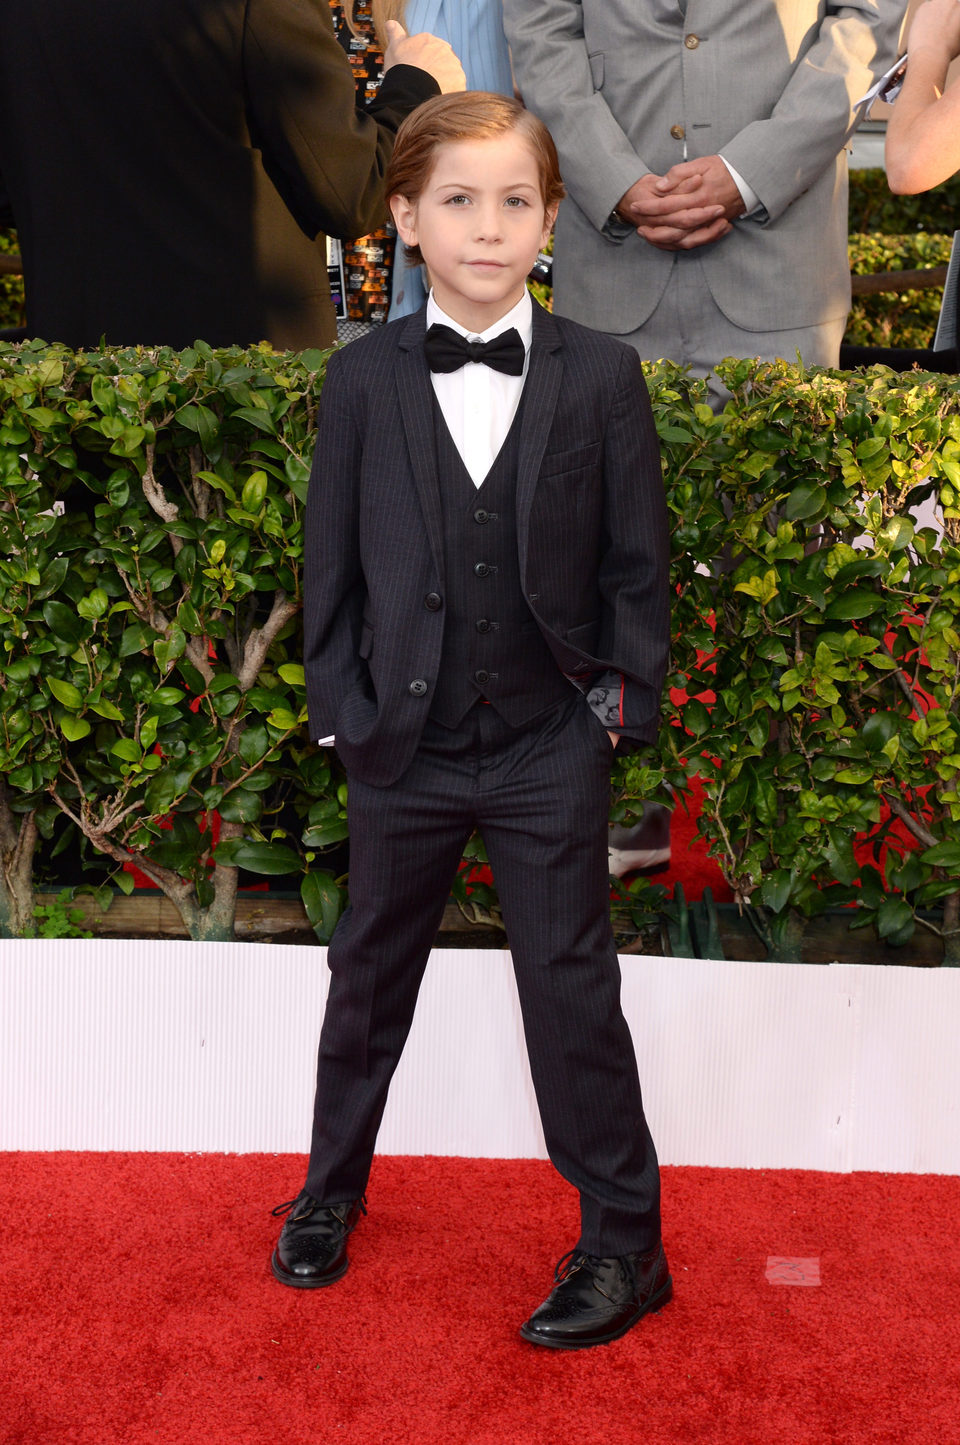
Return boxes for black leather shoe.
[270,1192,366,1289]
[520,1242,672,1349]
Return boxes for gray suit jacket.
[303,303,670,787]
[503,0,905,336]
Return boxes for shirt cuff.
[718,155,761,218]
[317,736,335,746]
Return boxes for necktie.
[424,323,525,376]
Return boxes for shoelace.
[271,1193,367,1232]
[554,1248,637,1302]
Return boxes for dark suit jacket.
[0,0,437,350]
[303,301,671,787]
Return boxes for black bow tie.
[424,323,525,376]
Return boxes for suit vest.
[428,399,574,730]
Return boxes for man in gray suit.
[503,0,905,394]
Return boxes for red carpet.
[4,1153,958,1445]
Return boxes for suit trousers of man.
[619,252,847,409]
[304,692,662,1256]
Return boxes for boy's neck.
[430,283,528,336]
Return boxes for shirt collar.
[426,288,532,352]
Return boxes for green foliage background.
[2,341,959,961]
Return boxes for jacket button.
[474,509,489,524]
[408,678,428,697]
[476,618,491,633]
[424,592,442,611]
[474,562,490,578]
[670,124,685,140]
[474,669,490,685]
[684,33,699,48]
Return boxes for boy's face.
[390,130,558,334]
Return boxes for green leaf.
[60,715,91,742]
[920,840,960,870]
[862,712,896,753]
[875,897,915,943]
[301,869,344,944]
[42,599,84,646]
[784,482,824,522]
[823,593,883,621]
[47,676,84,709]
[214,839,301,874]
[241,470,268,513]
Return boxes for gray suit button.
[408,678,428,697]
[670,124,685,140]
[684,33,699,48]
[424,592,442,611]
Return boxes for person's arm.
[715,1,906,225]
[886,0,960,193]
[501,0,724,243]
[303,354,367,742]
[594,347,671,748]
[0,160,13,228]
[241,0,461,242]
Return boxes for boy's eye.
[445,194,470,206]
[504,196,529,208]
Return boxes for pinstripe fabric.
[305,697,662,1255]
[303,302,670,787]
[301,302,668,1254]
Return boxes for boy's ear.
[541,201,560,247]
[389,193,418,247]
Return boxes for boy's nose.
[473,206,503,241]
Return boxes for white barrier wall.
[1,939,958,1172]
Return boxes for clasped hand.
[616,156,746,251]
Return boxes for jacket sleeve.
[595,346,671,746]
[502,0,650,232]
[243,0,440,241]
[303,352,368,740]
[721,2,905,223]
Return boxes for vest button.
[684,33,699,48]
[474,562,490,578]
[408,678,428,697]
[474,669,490,685]
[476,618,491,633]
[474,509,489,524]
[670,124,685,140]
[424,592,442,611]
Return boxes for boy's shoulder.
[326,312,420,380]
[543,308,641,368]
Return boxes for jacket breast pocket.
[538,441,601,480]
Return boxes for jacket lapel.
[516,301,563,576]
[395,308,445,578]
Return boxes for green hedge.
[847,231,954,349]
[0,339,346,941]
[1,339,959,962]
[619,356,960,964]
[848,167,960,235]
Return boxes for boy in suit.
[271,92,672,1351]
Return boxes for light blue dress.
[388,0,514,319]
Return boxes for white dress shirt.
[426,288,532,486]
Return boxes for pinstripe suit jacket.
[504,0,905,337]
[303,301,670,787]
